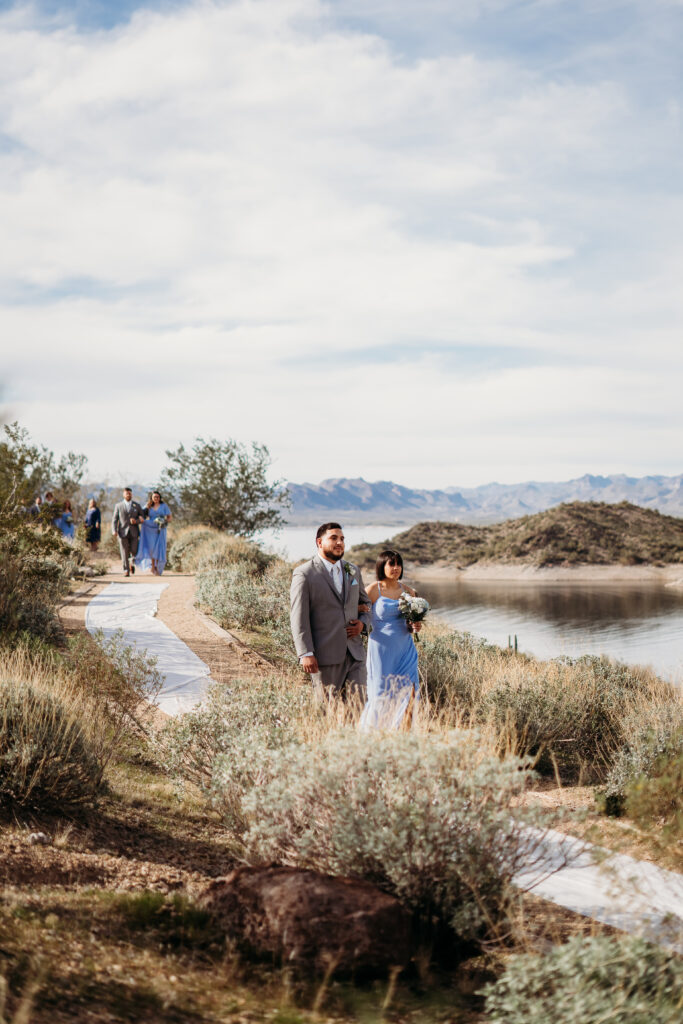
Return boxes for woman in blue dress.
[136,491,172,575]
[84,498,101,551]
[360,549,422,731]
[53,499,76,542]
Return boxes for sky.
[0,0,681,490]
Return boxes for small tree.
[159,437,289,536]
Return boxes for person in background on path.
[359,549,421,731]
[84,497,101,551]
[111,487,146,577]
[44,491,55,509]
[29,495,43,515]
[136,490,172,575]
[53,499,76,542]
[290,522,372,708]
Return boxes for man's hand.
[346,619,364,638]
[301,655,319,674]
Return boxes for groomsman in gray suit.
[111,487,146,577]
[290,522,372,704]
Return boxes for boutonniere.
[343,562,355,577]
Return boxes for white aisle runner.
[515,827,683,953]
[85,583,212,716]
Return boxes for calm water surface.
[417,580,683,683]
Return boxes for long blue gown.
[360,587,419,730]
[136,503,171,574]
[54,513,75,542]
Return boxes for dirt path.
[60,564,266,690]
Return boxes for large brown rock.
[199,865,412,975]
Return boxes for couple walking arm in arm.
[290,522,372,705]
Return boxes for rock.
[199,866,412,975]
[27,832,51,846]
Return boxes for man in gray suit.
[111,487,146,576]
[290,522,372,705]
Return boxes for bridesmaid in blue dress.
[360,549,422,731]
[137,491,172,575]
[53,499,76,542]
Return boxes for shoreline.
[404,562,683,586]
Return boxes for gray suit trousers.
[313,653,367,708]
[118,533,139,571]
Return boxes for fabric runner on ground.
[85,582,212,716]
[85,582,683,951]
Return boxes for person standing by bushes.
[53,499,75,541]
[84,498,101,551]
[111,487,146,577]
[290,522,372,707]
[136,491,172,575]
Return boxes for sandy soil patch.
[408,562,683,585]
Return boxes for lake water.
[257,525,683,683]
[417,579,683,684]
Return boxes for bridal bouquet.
[154,515,168,531]
[398,593,430,642]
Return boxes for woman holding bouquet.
[359,549,423,731]
[136,491,172,575]
[53,499,76,542]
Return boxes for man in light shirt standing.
[290,522,372,706]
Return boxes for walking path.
[86,583,213,716]
[84,577,683,954]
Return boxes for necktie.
[333,563,342,595]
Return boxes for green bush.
[625,748,683,844]
[239,729,551,944]
[156,677,311,829]
[196,560,296,665]
[420,632,676,783]
[481,934,683,1023]
[0,677,101,812]
[603,704,683,812]
[168,526,271,574]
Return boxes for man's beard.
[321,547,343,562]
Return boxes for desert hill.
[347,501,683,569]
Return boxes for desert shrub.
[167,526,221,571]
[168,526,271,574]
[0,676,101,812]
[418,628,503,710]
[625,748,683,852]
[603,702,683,812]
[239,729,555,944]
[156,676,311,829]
[419,629,675,783]
[65,630,163,752]
[196,560,296,665]
[481,934,683,1023]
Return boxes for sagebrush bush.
[481,934,683,1023]
[419,626,676,782]
[156,676,311,829]
[625,748,683,852]
[239,729,554,944]
[0,676,101,812]
[603,702,683,809]
[168,526,272,574]
[196,561,297,666]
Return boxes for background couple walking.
[111,487,172,577]
[289,522,422,729]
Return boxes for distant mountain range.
[285,473,683,525]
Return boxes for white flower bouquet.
[397,593,430,643]
[154,515,168,531]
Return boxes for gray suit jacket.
[112,500,146,539]
[290,557,372,665]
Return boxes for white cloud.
[0,0,681,488]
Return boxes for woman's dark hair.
[376,549,403,580]
[150,490,163,502]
